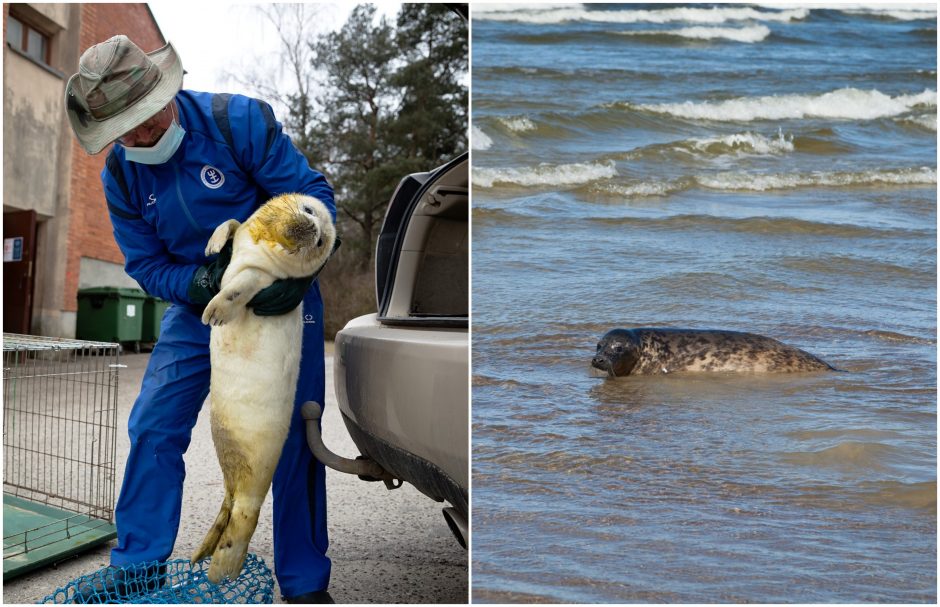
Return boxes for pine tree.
[291,4,467,267]
[392,3,468,171]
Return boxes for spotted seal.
[591,328,836,377]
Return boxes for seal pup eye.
[303,205,314,215]
[612,344,624,353]
[317,238,323,247]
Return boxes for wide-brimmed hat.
[66,35,183,155]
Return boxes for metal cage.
[3,333,121,578]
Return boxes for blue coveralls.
[101,90,333,597]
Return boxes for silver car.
[305,153,468,547]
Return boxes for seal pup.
[191,193,336,583]
[591,328,835,377]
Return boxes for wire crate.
[3,333,121,579]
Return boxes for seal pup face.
[591,329,640,378]
[247,193,336,272]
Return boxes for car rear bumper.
[333,314,468,514]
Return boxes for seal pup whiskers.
[591,328,835,377]
[191,193,336,583]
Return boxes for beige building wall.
[3,3,164,338]
[3,3,80,337]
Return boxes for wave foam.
[635,88,937,122]
[498,116,537,132]
[896,114,937,132]
[614,131,795,162]
[592,181,685,198]
[472,125,493,151]
[591,166,936,199]
[473,160,617,188]
[696,167,937,191]
[473,5,808,25]
[753,3,936,21]
[472,4,583,14]
[625,25,771,43]
[690,130,794,155]
[842,5,937,21]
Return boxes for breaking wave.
[695,166,937,191]
[896,114,938,132]
[498,115,538,132]
[472,5,809,25]
[472,125,493,151]
[604,131,796,164]
[624,87,937,122]
[473,160,617,188]
[622,25,772,43]
[749,3,937,22]
[842,6,937,21]
[472,3,582,15]
[588,166,936,198]
[679,130,795,156]
[591,180,687,198]
[476,65,669,84]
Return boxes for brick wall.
[63,4,165,311]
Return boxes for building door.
[4,210,38,334]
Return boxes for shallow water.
[471,3,937,603]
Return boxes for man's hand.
[248,236,341,316]
[247,275,317,316]
[187,239,233,306]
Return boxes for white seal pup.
[191,193,336,583]
[591,328,836,377]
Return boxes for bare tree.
[220,3,338,140]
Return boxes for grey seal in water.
[591,328,836,377]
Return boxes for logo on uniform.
[303,314,317,325]
[200,165,225,189]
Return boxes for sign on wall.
[4,237,24,262]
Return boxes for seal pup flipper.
[198,418,279,583]
[201,268,276,327]
[205,219,242,256]
[191,489,233,564]
[204,493,265,584]
[204,444,275,583]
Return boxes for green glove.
[248,237,342,317]
[187,239,233,306]
[247,275,316,316]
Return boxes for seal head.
[592,328,641,377]
[247,193,335,261]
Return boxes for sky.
[148,2,402,117]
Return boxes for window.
[7,16,23,49]
[7,14,49,66]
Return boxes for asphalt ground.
[3,348,468,604]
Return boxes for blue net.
[40,554,275,604]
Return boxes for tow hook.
[301,401,402,490]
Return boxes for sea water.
[470,4,936,603]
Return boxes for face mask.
[123,119,185,165]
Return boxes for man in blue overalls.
[65,35,333,604]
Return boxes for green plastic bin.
[76,287,147,344]
[142,296,171,342]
